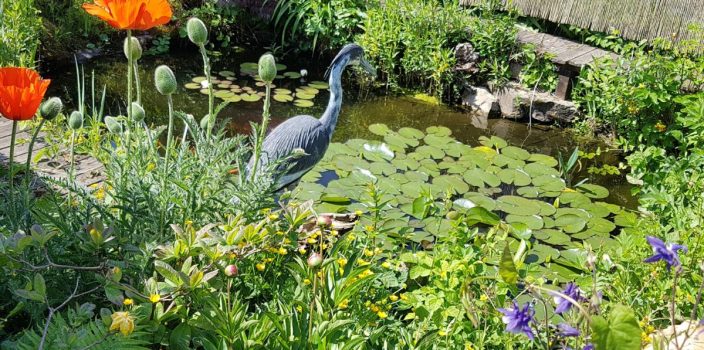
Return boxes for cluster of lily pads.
[183,61,329,107]
[294,124,638,280]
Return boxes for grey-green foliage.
[0,0,42,66]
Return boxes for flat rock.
[492,82,579,123]
[462,86,499,118]
[644,320,704,350]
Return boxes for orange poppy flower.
[0,67,51,121]
[82,0,173,31]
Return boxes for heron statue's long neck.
[320,60,345,141]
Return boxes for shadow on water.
[44,49,637,208]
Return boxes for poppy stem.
[126,30,134,148]
[8,120,17,211]
[163,94,174,181]
[134,61,141,105]
[198,44,214,138]
[250,83,272,181]
[24,119,46,214]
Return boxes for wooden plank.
[568,48,613,67]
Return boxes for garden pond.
[45,50,638,281]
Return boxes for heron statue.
[247,43,376,190]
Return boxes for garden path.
[0,118,104,189]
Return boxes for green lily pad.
[426,126,451,136]
[294,99,314,107]
[432,175,469,195]
[184,82,201,89]
[528,153,559,167]
[479,135,508,149]
[273,94,294,102]
[369,123,391,136]
[415,145,445,160]
[554,214,587,233]
[399,127,425,139]
[506,214,544,230]
[498,168,532,186]
[576,184,610,199]
[240,93,261,102]
[463,193,496,210]
[283,71,301,79]
[502,146,531,160]
[308,81,329,89]
[534,229,572,245]
[295,92,316,100]
[496,196,542,216]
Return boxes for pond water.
[43,49,636,208]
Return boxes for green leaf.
[591,304,641,350]
[33,274,46,298]
[499,244,518,285]
[466,207,500,226]
[169,323,192,350]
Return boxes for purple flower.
[553,283,585,314]
[583,344,594,350]
[644,236,687,270]
[498,301,535,339]
[557,323,580,337]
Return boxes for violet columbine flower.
[557,323,580,337]
[644,236,687,270]
[498,301,535,339]
[553,283,585,314]
[583,344,594,350]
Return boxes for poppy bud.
[258,53,277,83]
[105,116,123,134]
[154,65,177,95]
[68,111,83,130]
[307,252,323,267]
[130,102,145,122]
[123,37,142,61]
[187,17,208,46]
[224,264,238,277]
[40,97,62,121]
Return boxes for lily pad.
[496,196,541,216]
[369,123,391,136]
[273,94,294,102]
[240,93,261,102]
[295,92,316,100]
[399,127,425,139]
[576,184,610,199]
[294,99,314,107]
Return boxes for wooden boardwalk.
[0,118,105,189]
[516,29,619,100]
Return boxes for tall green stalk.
[23,118,46,214]
[163,95,175,177]
[8,120,18,210]
[125,30,134,148]
[250,83,272,180]
[198,44,214,137]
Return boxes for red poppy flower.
[82,0,173,31]
[0,67,51,121]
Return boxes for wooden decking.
[0,118,105,189]
[516,29,620,100]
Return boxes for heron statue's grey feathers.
[247,44,375,190]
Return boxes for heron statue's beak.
[360,57,377,78]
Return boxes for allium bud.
[123,37,143,61]
[104,116,123,134]
[154,65,177,95]
[317,215,333,227]
[130,102,145,122]
[224,264,238,277]
[586,252,597,271]
[307,252,323,267]
[40,97,62,121]
[258,53,277,83]
[68,111,83,130]
[187,17,208,46]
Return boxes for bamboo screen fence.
[460,0,704,42]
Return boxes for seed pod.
[40,97,62,121]
[317,215,333,227]
[154,65,177,95]
[123,37,143,61]
[224,264,238,277]
[307,252,323,267]
[258,53,277,83]
[104,116,123,134]
[187,17,208,46]
[130,102,145,122]
[68,111,83,130]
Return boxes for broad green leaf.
[591,304,641,350]
[499,244,518,285]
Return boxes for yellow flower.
[256,263,266,271]
[298,247,307,254]
[364,225,374,232]
[381,261,391,269]
[354,210,363,216]
[480,294,489,302]
[275,230,284,235]
[347,233,355,241]
[377,311,387,319]
[364,249,374,257]
[303,278,311,285]
[389,295,399,302]
[655,121,667,132]
[110,311,135,336]
[278,247,287,255]
[268,214,278,220]
[400,294,409,301]
[439,330,447,336]
[123,298,134,306]
[357,259,370,266]
[370,304,380,313]
[307,238,316,244]
[149,294,161,303]
[296,305,303,312]
[146,162,156,172]
[331,230,339,236]
[360,269,374,277]
[337,257,348,266]
[338,299,349,309]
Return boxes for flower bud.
[258,53,277,83]
[40,97,62,121]
[123,37,143,61]
[68,111,83,130]
[105,116,123,134]
[130,102,145,122]
[224,264,238,277]
[187,17,208,46]
[307,252,323,267]
[317,215,333,227]
[154,65,177,95]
